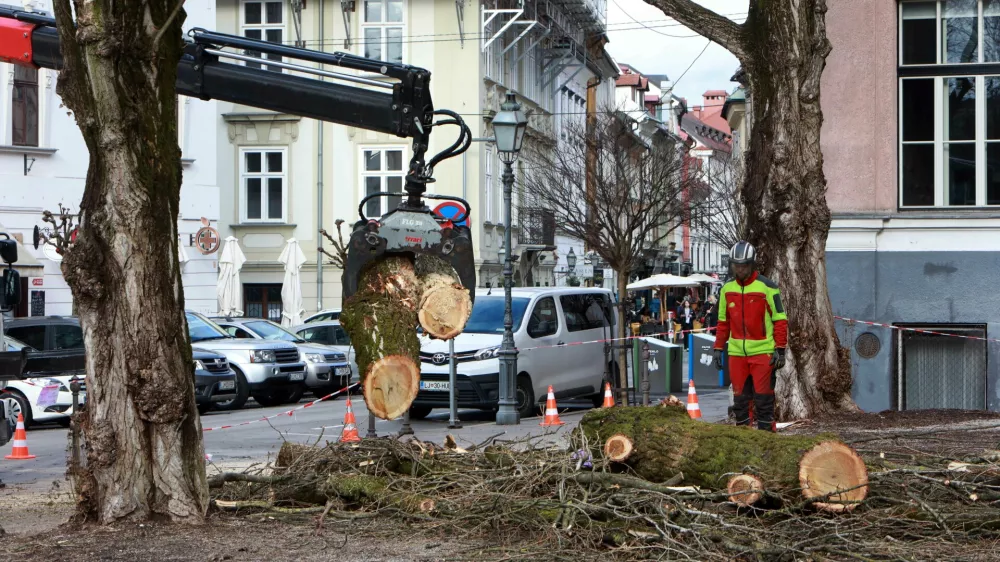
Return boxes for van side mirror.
[1,268,20,310]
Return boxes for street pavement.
[1,372,730,491]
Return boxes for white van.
[413,287,620,419]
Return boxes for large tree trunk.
[52,1,207,523]
[645,0,856,419]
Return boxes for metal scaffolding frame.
[481,0,539,52]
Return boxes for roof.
[679,114,732,153]
[721,87,746,120]
[616,73,648,89]
[703,89,729,97]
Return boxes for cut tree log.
[799,441,868,512]
[415,256,472,340]
[604,434,634,462]
[727,474,764,507]
[578,405,868,510]
[340,256,422,420]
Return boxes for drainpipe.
[316,0,325,311]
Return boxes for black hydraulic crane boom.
[0,4,476,301]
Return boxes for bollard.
[398,409,414,436]
[448,338,462,429]
[69,374,83,470]
[366,413,377,439]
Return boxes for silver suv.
[186,311,306,410]
[212,317,352,398]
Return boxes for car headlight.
[249,349,276,363]
[304,353,325,363]
[474,347,501,361]
[27,377,67,392]
[193,360,207,371]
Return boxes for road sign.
[432,201,469,228]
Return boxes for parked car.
[290,320,358,381]
[186,311,307,409]
[414,287,620,419]
[191,348,238,414]
[2,318,88,427]
[213,317,352,397]
[302,309,341,324]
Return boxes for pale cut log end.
[363,354,420,420]
[798,441,869,512]
[727,474,764,507]
[604,434,634,462]
[418,274,472,340]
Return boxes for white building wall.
[0,0,220,317]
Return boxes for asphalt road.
[0,387,729,490]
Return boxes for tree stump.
[579,406,868,509]
[416,257,472,340]
[727,474,764,507]
[604,434,634,462]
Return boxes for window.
[241,148,286,222]
[362,0,404,64]
[332,325,352,345]
[484,147,494,223]
[224,326,256,339]
[244,284,283,321]
[241,0,285,71]
[53,325,84,350]
[298,326,333,344]
[360,147,405,218]
[526,297,559,338]
[12,66,39,147]
[898,1,1000,207]
[6,325,45,351]
[560,295,611,332]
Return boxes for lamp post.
[491,92,528,426]
[567,247,577,274]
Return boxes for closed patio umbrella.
[217,236,246,317]
[278,238,307,327]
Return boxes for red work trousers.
[730,354,776,432]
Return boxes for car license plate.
[335,366,351,376]
[419,380,449,391]
[290,372,305,381]
[218,381,235,391]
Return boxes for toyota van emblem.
[432,353,447,365]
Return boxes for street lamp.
[492,92,528,426]
[567,247,577,274]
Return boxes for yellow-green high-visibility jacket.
[713,271,788,357]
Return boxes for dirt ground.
[6,409,1000,561]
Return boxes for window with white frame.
[241,148,287,222]
[898,0,1000,207]
[241,0,285,72]
[360,147,405,218]
[362,0,404,64]
[484,146,495,223]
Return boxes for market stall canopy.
[626,274,701,290]
[686,273,723,284]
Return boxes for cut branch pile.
[209,403,1000,560]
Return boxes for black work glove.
[713,349,725,370]
[770,348,786,369]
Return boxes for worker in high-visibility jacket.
[712,241,788,431]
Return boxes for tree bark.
[616,270,630,405]
[644,0,856,419]
[579,406,868,509]
[339,256,422,419]
[51,1,207,523]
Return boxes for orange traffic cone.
[686,379,702,420]
[339,397,361,443]
[601,382,615,408]
[5,413,36,460]
[540,385,565,426]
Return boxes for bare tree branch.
[694,156,749,252]
[319,219,350,269]
[643,0,746,60]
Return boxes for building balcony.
[518,207,556,248]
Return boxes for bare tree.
[698,156,749,252]
[319,219,350,270]
[51,1,207,523]
[519,108,693,402]
[644,0,856,418]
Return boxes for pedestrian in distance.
[712,241,788,432]
[677,297,695,350]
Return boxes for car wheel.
[408,405,432,420]
[214,369,249,411]
[515,375,535,419]
[197,403,213,415]
[0,391,32,428]
[284,384,305,404]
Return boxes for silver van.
[414,287,619,419]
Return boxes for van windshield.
[464,296,530,334]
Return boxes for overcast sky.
[605,0,749,106]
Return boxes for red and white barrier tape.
[515,326,717,353]
[835,316,1000,344]
[201,382,360,432]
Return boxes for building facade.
[0,0,222,317]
